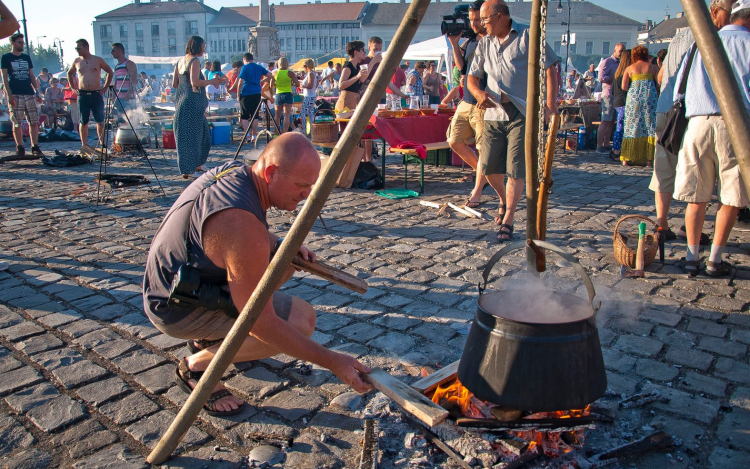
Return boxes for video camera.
[441,5,475,39]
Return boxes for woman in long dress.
[172,36,224,178]
[620,46,659,166]
[611,49,632,160]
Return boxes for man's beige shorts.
[673,115,749,207]
[649,112,679,193]
[9,94,39,128]
[447,100,484,155]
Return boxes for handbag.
[658,46,697,155]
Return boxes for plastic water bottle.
[577,126,586,150]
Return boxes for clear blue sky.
[7,0,680,67]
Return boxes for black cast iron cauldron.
[457,240,607,412]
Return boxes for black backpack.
[351,161,383,190]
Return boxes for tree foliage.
[0,43,63,74]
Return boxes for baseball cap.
[732,0,750,15]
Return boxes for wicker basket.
[311,110,338,143]
[613,215,659,269]
[402,109,420,117]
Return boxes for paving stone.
[309,292,352,309]
[0,350,23,374]
[314,313,352,332]
[0,414,36,457]
[0,307,23,329]
[339,301,385,318]
[261,388,325,421]
[23,301,64,319]
[36,309,82,328]
[329,392,362,412]
[338,322,385,343]
[330,342,370,358]
[648,415,705,448]
[367,331,417,356]
[50,419,119,459]
[686,317,728,338]
[162,446,245,468]
[608,317,654,336]
[717,387,750,451]
[0,366,44,396]
[614,334,663,357]
[133,364,174,394]
[7,292,54,309]
[639,308,682,327]
[57,319,104,339]
[199,402,258,431]
[376,293,412,308]
[642,382,721,424]
[4,382,59,413]
[714,357,750,385]
[680,371,728,397]
[225,367,289,401]
[709,445,750,469]
[94,339,140,360]
[47,282,94,302]
[14,332,64,356]
[52,359,110,389]
[635,358,680,381]
[412,323,456,343]
[72,444,148,469]
[258,353,297,369]
[75,376,131,407]
[664,346,714,371]
[731,328,750,345]
[697,336,747,358]
[145,333,186,350]
[0,448,52,469]
[601,349,636,373]
[111,348,168,374]
[99,393,161,425]
[26,394,87,432]
[225,414,297,449]
[0,321,45,342]
[32,348,81,370]
[126,409,209,451]
[310,330,334,345]
[373,313,422,331]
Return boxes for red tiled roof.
[225,2,367,24]
[96,0,218,19]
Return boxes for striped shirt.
[114,60,133,97]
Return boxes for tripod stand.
[95,77,165,204]
[232,96,282,161]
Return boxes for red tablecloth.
[368,114,452,146]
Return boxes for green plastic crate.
[424,148,452,166]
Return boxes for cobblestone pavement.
[0,133,748,469]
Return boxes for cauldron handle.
[479,240,600,313]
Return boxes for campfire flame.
[429,378,590,458]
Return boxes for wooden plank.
[389,141,452,155]
[419,200,441,209]
[447,202,477,218]
[364,368,449,427]
[291,255,367,294]
[410,360,459,394]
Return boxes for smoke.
[122,103,150,128]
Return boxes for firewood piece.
[0,154,42,163]
[594,431,674,461]
[436,203,450,218]
[291,255,367,294]
[456,416,596,431]
[419,200,441,209]
[448,202,477,218]
[490,406,523,422]
[358,418,379,469]
[461,204,484,219]
[402,415,473,469]
[410,360,459,394]
[618,390,663,409]
[364,369,449,427]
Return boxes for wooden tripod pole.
[679,0,750,187]
[146,0,432,464]
[524,0,544,270]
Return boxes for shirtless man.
[67,39,113,148]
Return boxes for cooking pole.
[679,0,750,185]
[524,0,544,270]
[146,0,432,464]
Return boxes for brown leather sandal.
[175,359,244,416]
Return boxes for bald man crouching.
[143,133,372,416]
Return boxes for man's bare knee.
[290,297,316,337]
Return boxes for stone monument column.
[248,0,280,64]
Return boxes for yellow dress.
[620,73,658,165]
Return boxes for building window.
[280,38,285,48]
[602,41,610,55]
[569,43,576,54]
[102,41,112,53]
[307,38,311,49]
[152,39,159,54]
[119,24,127,38]
[553,41,561,54]
[585,41,593,55]
[229,40,234,53]
[100,25,112,38]
[385,40,390,50]
[168,21,176,36]
[186,21,199,36]
[312,37,316,49]
[331,23,339,29]
[136,40,144,55]
[136,23,143,37]
[151,23,159,36]
[621,42,627,49]
[168,38,176,54]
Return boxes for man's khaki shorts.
[673,115,749,207]
[649,112,679,193]
[9,94,39,128]
[447,100,484,154]
[481,102,525,179]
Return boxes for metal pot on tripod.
[115,127,150,146]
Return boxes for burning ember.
[429,378,590,458]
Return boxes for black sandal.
[677,226,711,246]
[497,223,514,242]
[494,204,507,225]
[705,260,733,277]
[186,338,224,354]
[682,258,701,277]
[175,359,244,416]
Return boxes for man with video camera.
[143,133,372,416]
[445,1,489,208]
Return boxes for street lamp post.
[54,38,65,69]
[36,36,46,54]
[557,0,571,75]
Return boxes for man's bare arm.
[0,68,12,105]
[126,61,138,98]
[449,35,465,72]
[67,61,79,92]
[100,58,114,92]
[203,209,371,393]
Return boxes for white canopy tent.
[401,36,454,89]
[128,55,182,65]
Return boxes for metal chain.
[537,0,549,183]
